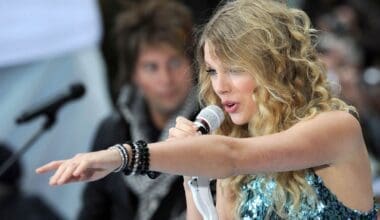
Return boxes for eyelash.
[206,69,217,75]
[229,69,242,75]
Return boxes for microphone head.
[196,105,225,133]
[70,83,86,99]
[16,83,86,125]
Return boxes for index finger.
[176,116,195,127]
[35,160,65,174]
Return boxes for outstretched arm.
[37,111,362,184]
[149,110,362,176]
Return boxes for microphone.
[148,105,225,180]
[16,83,86,124]
[0,83,86,178]
[194,105,225,135]
[189,105,224,220]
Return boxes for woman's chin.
[230,116,249,126]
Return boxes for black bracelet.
[131,141,140,175]
[122,140,160,179]
[147,171,160,179]
[122,142,134,176]
[135,140,160,179]
[135,140,148,174]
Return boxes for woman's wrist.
[106,141,159,179]
[105,147,123,171]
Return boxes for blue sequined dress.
[239,171,377,219]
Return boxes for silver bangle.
[116,144,129,170]
[108,145,125,173]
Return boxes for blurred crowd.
[0,0,379,219]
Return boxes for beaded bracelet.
[134,140,149,175]
[121,140,160,179]
[131,141,140,175]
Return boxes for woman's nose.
[213,73,231,95]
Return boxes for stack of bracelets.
[108,140,160,179]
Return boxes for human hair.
[195,0,355,218]
[114,0,194,89]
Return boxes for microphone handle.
[188,176,218,220]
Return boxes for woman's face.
[204,42,257,125]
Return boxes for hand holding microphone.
[168,105,224,220]
[168,105,224,139]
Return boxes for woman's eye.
[206,69,217,75]
[228,68,243,75]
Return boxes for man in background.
[78,1,199,219]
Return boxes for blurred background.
[0,0,379,219]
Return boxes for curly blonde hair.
[195,0,355,218]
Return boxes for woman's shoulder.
[313,110,358,122]
[313,110,362,138]
[295,110,362,138]
[313,110,367,160]
[287,110,364,159]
